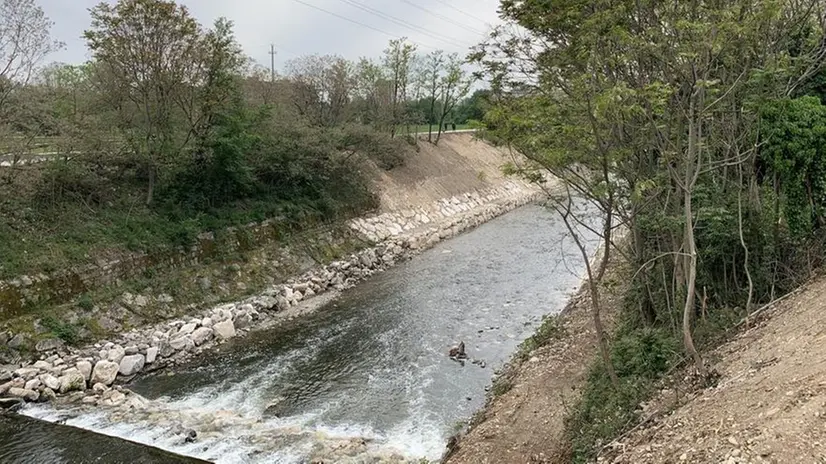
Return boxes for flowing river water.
[11,204,598,463]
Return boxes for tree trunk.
[681,98,707,378]
[146,164,156,206]
[555,201,619,388]
[738,163,754,325]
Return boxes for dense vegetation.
[0,0,487,279]
[475,0,826,461]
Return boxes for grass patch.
[515,314,565,362]
[491,375,515,397]
[40,315,81,345]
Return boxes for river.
[17,204,598,463]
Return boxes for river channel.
[18,204,598,463]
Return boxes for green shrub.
[77,294,94,311]
[336,124,411,170]
[516,314,565,362]
[566,326,680,463]
[40,315,80,345]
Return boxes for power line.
[289,0,439,50]
[442,2,490,26]
[335,0,472,49]
[397,0,485,36]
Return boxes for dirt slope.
[603,278,826,464]
[375,133,529,212]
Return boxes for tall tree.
[419,50,444,142]
[434,53,471,144]
[0,0,62,115]
[382,37,416,138]
[84,0,204,205]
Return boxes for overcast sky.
[38,0,503,73]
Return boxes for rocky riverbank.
[0,182,544,411]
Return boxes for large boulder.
[107,345,126,364]
[14,367,39,380]
[178,323,197,336]
[24,379,41,391]
[76,361,92,382]
[39,374,60,391]
[190,327,213,346]
[7,334,31,350]
[168,335,194,352]
[213,320,236,340]
[8,387,39,402]
[58,368,86,394]
[145,346,159,364]
[91,360,119,386]
[118,355,145,376]
[35,338,65,352]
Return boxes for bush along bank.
[0,184,542,410]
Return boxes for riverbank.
[443,249,629,464]
[14,203,589,464]
[0,178,544,409]
[597,277,826,463]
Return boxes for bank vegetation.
[0,0,488,282]
[473,0,826,461]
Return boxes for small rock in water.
[41,388,57,402]
[184,429,197,443]
[449,341,467,360]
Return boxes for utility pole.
[269,44,276,82]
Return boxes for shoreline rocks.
[0,184,543,409]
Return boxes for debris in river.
[449,341,467,360]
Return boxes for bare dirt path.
[444,260,628,464]
[603,277,826,464]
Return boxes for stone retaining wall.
[0,181,544,408]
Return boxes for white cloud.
[38,0,502,71]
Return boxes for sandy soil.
[443,259,628,464]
